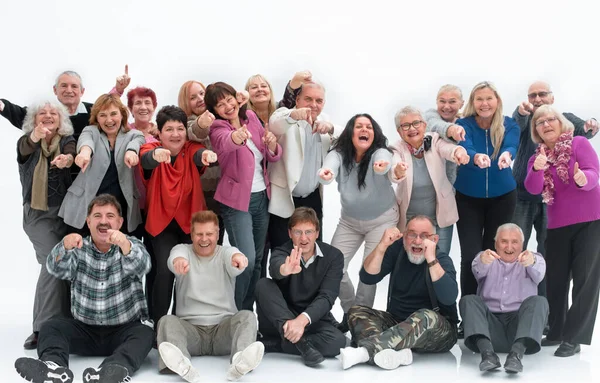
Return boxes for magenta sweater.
[525,136,600,229]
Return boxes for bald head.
[527,81,554,112]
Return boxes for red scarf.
[534,131,573,205]
[141,141,207,236]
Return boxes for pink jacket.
[210,110,282,212]
[389,133,460,231]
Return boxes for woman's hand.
[124,151,139,168]
[393,162,408,179]
[50,154,73,169]
[152,148,172,163]
[453,147,470,165]
[474,153,491,169]
[201,150,218,166]
[573,162,587,187]
[232,124,252,145]
[318,168,334,182]
[197,110,215,130]
[497,151,512,170]
[75,146,92,172]
[533,147,547,171]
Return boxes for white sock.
[339,347,370,370]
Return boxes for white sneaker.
[226,341,265,381]
[158,342,201,383]
[373,348,413,370]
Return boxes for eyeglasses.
[398,120,424,131]
[291,229,316,237]
[528,91,552,100]
[534,116,558,127]
[405,231,434,241]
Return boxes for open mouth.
[97,225,110,234]
[411,246,424,254]
[198,243,210,248]
[358,134,369,141]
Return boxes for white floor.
[3,224,600,383]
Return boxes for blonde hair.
[245,74,277,120]
[437,84,463,100]
[177,80,206,117]
[463,81,505,159]
[530,105,574,144]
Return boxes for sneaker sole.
[159,342,195,379]
[15,358,74,383]
[236,342,265,375]
[373,348,413,370]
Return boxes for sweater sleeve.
[499,117,520,158]
[303,247,344,323]
[0,98,26,129]
[524,154,544,195]
[359,241,399,285]
[269,246,289,280]
[457,119,479,169]
[167,244,191,275]
[424,108,454,141]
[432,252,458,306]
[564,112,596,139]
[373,148,392,174]
[222,247,245,278]
[572,137,600,192]
[319,150,342,185]
[17,134,39,162]
[511,106,531,133]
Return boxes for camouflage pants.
[348,305,457,362]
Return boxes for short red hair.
[126,86,158,110]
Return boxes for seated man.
[14,194,153,383]
[459,223,548,374]
[255,207,346,367]
[340,215,458,370]
[157,210,264,382]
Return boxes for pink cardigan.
[389,133,460,231]
[209,110,282,212]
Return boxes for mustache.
[97,224,111,231]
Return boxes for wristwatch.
[427,259,439,268]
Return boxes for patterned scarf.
[406,135,432,156]
[534,131,573,205]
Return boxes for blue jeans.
[436,224,453,256]
[512,198,547,297]
[219,190,270,311]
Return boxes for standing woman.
[389,106,470,255]
[454,81,520,299]
[59,94,145,235]
[525,105,600,357]
[205,81,282,311]
[318,113,398,328]
[18,101,75,349]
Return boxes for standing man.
[14,194,153,383]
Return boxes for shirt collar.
[71,102,88,116]
[301,243,324,268]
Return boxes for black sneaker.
[82,364,130,383]
[15,357,74,383]
[295,338,324,367]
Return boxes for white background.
[1,0,599,382]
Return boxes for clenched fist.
[318,168,334,182]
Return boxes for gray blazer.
[59,125,145,232]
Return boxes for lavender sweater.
[525,136,600,229]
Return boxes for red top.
[141,141,207,236]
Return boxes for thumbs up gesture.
[573,162,587,187]
[533,147,547,171]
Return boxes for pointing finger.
[125,64,128,75]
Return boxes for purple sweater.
[525,136,600,229]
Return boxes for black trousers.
[261,188,323,278]
[254,278,346,357]
[147,219,192,324]
[545,219,600,345]
[455,190,516,297]
[38,317,154,373]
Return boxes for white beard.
[406,250,426,265]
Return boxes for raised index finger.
[125,64,128,75]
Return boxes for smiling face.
[191,221,219,257]
[527,82,554,112]
[158,120,187,155]
[534,112,562,146]
[53,74,84,110]
[86,203,123,248]
[351,116,374,155]
[188,82,206,116]
[398,113,427,148]
[214,93,240,121]
[289,221,319,257]
[436,90,463,122]
[247,77,272,105]
[495,229,523,263]
[97,105,122,138]
[473,87,498,119]
[34,104,60,138]
[403,218,436,264]
[296,86,325,122]
[131,96,155,124]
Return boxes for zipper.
[485,129,489,198]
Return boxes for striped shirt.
[47,236,151,326]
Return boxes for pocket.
[68,184,85,197]
[218,174,241,201]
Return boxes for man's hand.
[75,146,92,173]
[290,70,312,89]
[50,154,73,169]
[453,147,470,165]
[393,162,408,179]
[498,151,512,170]
[573,162,587,187]
[283,315,308,344]
[312,121,333,135]
[423,238,437,263]
[197,110,215,130]
[373,160,389,174]
[480,249,500,265]
[153,148,172,163]
[518,250,535,267]
[280,245,302,276]
[124,151,139,168]
[584,119,599,135]
[290,107,313,125]
[447,125,466,141]
[31,122,50,143]
[201,150,218,166]
[518,101,534,116]
[115,64,131,95]
[231,253,248,270]
[107,229,131,254]
[173,257,190,275]
[63,233,83,250]
[318,168,334,182]
[533,147,547,171]
[232,124,252,145]
[379,227,402,250]
[474,153,491,169]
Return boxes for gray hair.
[55,70,84,89]
[299,80,326,95]
[405,215,437,234]
[394,105,424,129]
[530,104,574,144]
[494,223,524,242]
[21,100,74,137]
[437,84,463,100]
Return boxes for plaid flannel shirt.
[47,235,151,326]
